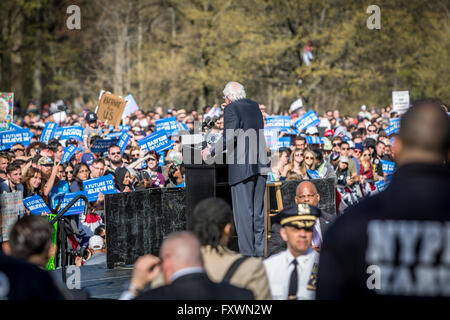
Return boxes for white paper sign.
[392,91,410,115]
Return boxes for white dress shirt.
[263,248,319,300]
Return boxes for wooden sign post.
[97,92,127,127]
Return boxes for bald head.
[160,231,203,274]
[295,181,320,206]
[397,98,450,164]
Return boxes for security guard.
[263,204,320,300]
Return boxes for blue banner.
[40,122,58,144]
[380,160,395,175]
[61,144,77,163]
[117,131,130,154]
[0,129,34,150]
[158,151,165,166]
[119,125,131,131]
[307,170,321,179]
[82,174,117,202]
[265,116,291,130]
[306,136,323,145]
[9,123,24,131]
[58,192,88,215]
[138,130,173,153]
[24,195,52,215]
[280,128,299,135]
[264,129,279,150]
[105,131,125,139]
[155,117,178,136]
[389,118,401,130]
[90,138,120,154]
[375,180,388,192]
[55,126,84,141]
[294,111,320,132]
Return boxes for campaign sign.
[392,91,410,115]
[306,136,323,145]
[294,110,320,132]
[155,117,178,136]
[56,126,84,141]
[61,144,77,163]
[264,129,279,150]
[138,130,172,153]
[9,123,23,131]
[0,129,33,150]
[265,116,291,130]
[123,94,139,118]
[58,192,88,215]
[272,136,291,151]
[375,180,388,192]
[307,170,321,179]
[280,128,299,135]
[119,125,131,131]
[380,160,395,175]
[91,138,120,154]
[158,151,165,166]
[40,122,58,144]
[83,174,117,202]
[117,131,130,153]
[24,195,52,216]
[105,131,125,139]
[384,125,397,136]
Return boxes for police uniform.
[263,204,320,300]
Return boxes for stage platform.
[51,265,133,299]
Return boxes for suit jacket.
[135,272,254,300]
[213,98,268,186]
[267,209,337,257]
[201,245,272,300]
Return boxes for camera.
[168,163,180,178]
[136,170,151,181]
[73,247,90,260]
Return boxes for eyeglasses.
[148,158,156,161]
[305,156,314,160]
[353,150,362,153]
[294,153,303,157]
[65,171,73,174]
[368,129,376,133]
[132,153,140,157]
[341,147,349,151]
[363,154,371,157]
[110,152,121,156]
[79,169,89,173]
[333,143,341,147]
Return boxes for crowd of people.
[0,87,449,301]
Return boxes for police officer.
[264,204,320,300]
[317,98,450,300]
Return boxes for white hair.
[223,82,246,102]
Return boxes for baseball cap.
[354,143,364,152]
[85,111,97,123]
[334,126,347,137]
[81,153,95,166]
[38,156,53,166]
[305,126,319,135]
[324,129,334,137]
[339,156,349,163]
[89,235,104,250]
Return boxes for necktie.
[288,259,298,300]
[312,224,321,247]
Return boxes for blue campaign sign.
[58,192,88,215]
[270,136,291,151]
[306,136,323,145]
[117,131,130,154]
[265,116,291,130]
[280,128,299,135]
[380,160,395,175]
[0,129,34,150]
[138,130,173,153]
[61,145,77,163]
[83,174,117,202]
[155,117,178,136]
[40,122,58,144]
[264,129,279,150]
[307,170,321,179]
[56,126,84,141]
[119,125,131,131]
[375,180,388,192]
[91,138,120,154]
[389,118,401,130]
[158,151,165,166]
[105,131,125,139]
[24,195,52,216]
[294,110,320,132]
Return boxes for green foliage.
[1,0,449,114]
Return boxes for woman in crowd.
[22,167,44,198]
[269,148,290,181]
[301,149,317,179]
[336,156,352,186]
[64,163,75,184]
[314,149,337,183]
[285,148,304,179]
[146,150,165,188]
[70,163,90,192]
[114,167,133,192]
[49,164,70,210]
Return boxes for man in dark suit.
[202,82,269,257]
[268,181,336,257]
[120,231,254,300]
